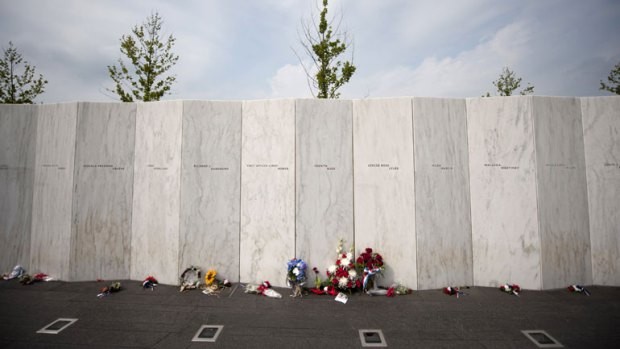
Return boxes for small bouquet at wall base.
[201,269,232,296]
[286,258,307,297]
[97,282,121,298]
[443,286,465,298]
[179,266,202,292]
[326,239,361,293]
[244,281,282,298]
[2,265,26,280]
[387,283,412,297]
[499,283,521,296]
[568,284,591,296]
[142,276,158,290]
[19,273,53,285]
[356,247,385,294]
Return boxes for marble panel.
[413,98,473,289]
[353,98,417,289]
[296,99,353,276]
[467,97,542,289]
[0,105,37,273]
[533,97,592,289]
[581,96,620,286]
[240,100,295,286]
[30,103,78,280]
[131,101,183,285]
[180,101,242,282]
[69,102,136,281]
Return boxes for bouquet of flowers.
[201,269,232,296]
[244,281,282,298]
[286,258,307,297]
[568,284,590,296]
[356,247,385,292]
[142,276,158,290]
[499,283,520,296]
[443,286,465,298]
[326,239,361,292]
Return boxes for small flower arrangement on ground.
[499,283,520,296]
[201,269,232,296]
[356,247,385,293]
[142,276,158,290]
[568,284,590,296]
[286,258,307,297]
[179,266,202,292]
[326,239,361,292]
[443,286,465,298]
[244,281,282,298]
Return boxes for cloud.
[269,63,313,98]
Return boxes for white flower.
[348,269,357,278]
[340,258,349,266]
[293,267,300,276]
[346,252,353,260]
[327,265,337,274]
[338,277,349,288]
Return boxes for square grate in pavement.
[192,325,223,342]
[521,330,563,348]
[36,318,78,334]
[359,329,387,347]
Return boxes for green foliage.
[484,67,534,97]
[108,12,179,102]
[299,0,356,98]
[600,61,620,95]
[0,42,47,104]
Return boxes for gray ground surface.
[0,280,618,348]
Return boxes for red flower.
[336,259,341,266]
[387,287,395,297]
[327,286,338,296]
[332,278,338,285]
[356,257,364,264]
[310,288,325,295]
[365,247,373,254]
[342,253,347,258]
[366,262,373,269]
[347,281,352,288]
[355,279,362,288]
[348,263,354,268]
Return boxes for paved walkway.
[1,280,619,348]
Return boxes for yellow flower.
[205,269,217,286]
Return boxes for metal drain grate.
[37,318,78,334]
[359,329,387,347]
[192,325,223,342]
[522,330,563,348]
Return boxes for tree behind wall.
[484,67,534,97]
[107,12,179,102]
[297,0,356,99]
[0,42,47,104]
[599,61,620,95]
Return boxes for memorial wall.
[0,96,618,289]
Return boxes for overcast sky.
[1,0,619,103]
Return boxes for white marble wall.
[533,97,592,289]
[131,101,183,285]
[180,101,242,282]
[70,102,136,281]
[240,100,295,286]
[0,105,37,273]
[413,98,473,289]
[467,97,542,289]
[353,98,417,289]
[581,96,620,286]
[296,99,354,276]
[30,103,78,280]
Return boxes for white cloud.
[269,63,313,98]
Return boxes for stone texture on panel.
[69,102,136,281]
[533,97,592,289]
[0,105,37,273]
[180,101,241,282]
[30,103,78,280]
[353,98,417,289]
[467,97,542,289]
[581,96,620,286]
[131,101,183,285]
[413,98,473,289]
[240,100,295,286]
[296,99,353,275]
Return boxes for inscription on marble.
[367,163,400,171]
[431,163,454,171]
[313,164,337,171]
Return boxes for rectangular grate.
[522,330,563,348]
[192,325,224,342]
[37,318,78,334]
[359,329,387,347]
